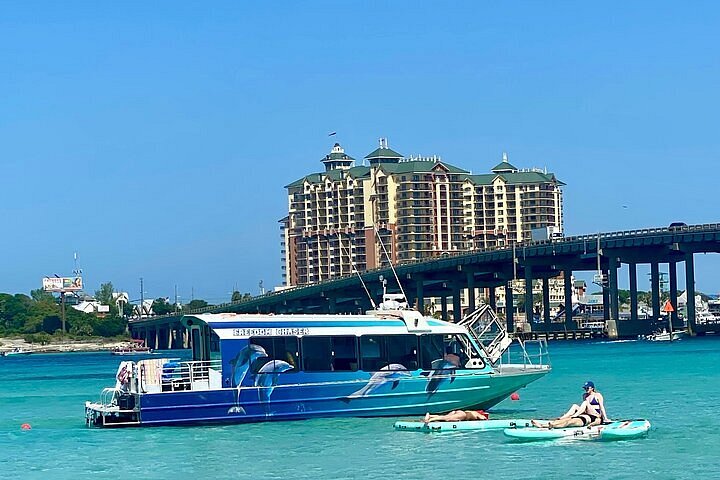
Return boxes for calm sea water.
[1,339,719,480]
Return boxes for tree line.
[0,281,252,341]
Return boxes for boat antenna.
[373,224,407,301]
[337,232,376,309]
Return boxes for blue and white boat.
[85,299,550,427]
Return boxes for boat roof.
[182,312,467,340]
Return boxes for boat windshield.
[419,334,483,369]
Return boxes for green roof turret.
[321,143,355,171]
[364,138,403,164]
[491,152,519,173]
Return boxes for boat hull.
[101,366,549,427]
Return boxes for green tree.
[94,316,127,337]
[231,291,253,302]
[95,282,114,305]
[30,288,55,303]
[185,299,209,311]
[0,294,33,332]
[618,290,630,306]
[152,298,175,316]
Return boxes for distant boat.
[1,347,32,357]
[639,329,683,342]
[111,339,153,356]
[696,310,718,325]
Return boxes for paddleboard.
[503,419,651,441]
[394,419,533,432]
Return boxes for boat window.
[360,335,418,371]
[249,337,299,374]
[419,334,483,369]
[209,332,221,361]
[302,336,358,371]
[419,334,445,369]
[191,328,202,361]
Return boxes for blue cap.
[583,381,595,389]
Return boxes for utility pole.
[174,284,178,314]
[60,291,66,334]
[140,277,144,318]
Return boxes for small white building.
[72,301,111,317]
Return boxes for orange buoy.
[21,423,32,430]
[510,392,520,401]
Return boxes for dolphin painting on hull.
[229,344,268,387]
[255,360,294,415]
[227,344,268,415]
[341,364,412,402]
[424,358,458,395]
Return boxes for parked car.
[668,222,688,230]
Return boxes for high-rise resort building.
[281,139,564,287]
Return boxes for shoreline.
[0,336,133,354]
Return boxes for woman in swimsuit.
[531,381,609,428]
[423,409,489,423]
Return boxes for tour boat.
[85,297,550,427]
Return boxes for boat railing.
[158,359,223,392]
[99,387,119,407]
[458,304,512,363]
[496,337,550,370]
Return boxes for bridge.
[130,223,720,347]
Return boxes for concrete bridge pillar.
[466,271,476,313]
[524,265,534,326]
[609,256,619,322]
[602,269,610,321]
[629,262,638,323]
[172,325,185,349]
[542,277,551,325]
[440,296,448,321]
[452,279,462,322]
[685,253,696,335]
[149,329,158,350]
[563,269,573,329]
[650,262,661,321]
[669,261,679,327]
[327,296,337,314]
[489,286,497,311]
[505,281,514,333]
[415,278,425,313]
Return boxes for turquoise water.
[1,339,719,480]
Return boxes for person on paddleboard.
[531,381,609,428]
[422,409,489,424]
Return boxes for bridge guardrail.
[133,222,720,323]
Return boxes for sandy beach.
[0,337,131,354]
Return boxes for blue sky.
[1,1,719,302]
